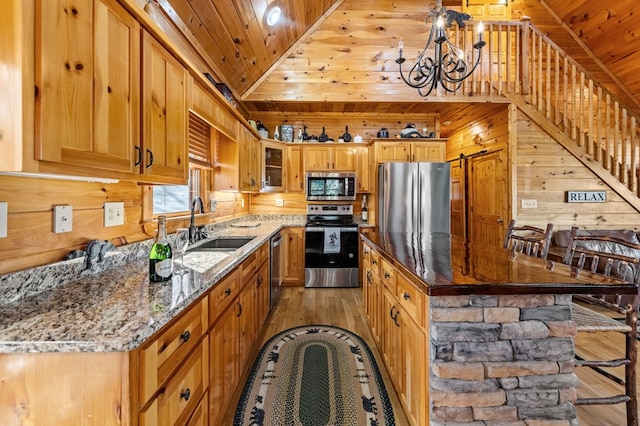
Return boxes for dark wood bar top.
[361,232,639,296]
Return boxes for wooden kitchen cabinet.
[374,139,446,163]
[138,299,206,406]
[362,241,381,346]
[356,146,371,192]
[286,145,305,193]
[26,0,140,176]
[139,337,208,426]
[303,144,357,171]
[190,80,237,140]
[238,125,261,192]
[282,227,305,286]
[209,285,240,425]
[362,240,429,426]
[141,30,189,184]
[262,140,286,192]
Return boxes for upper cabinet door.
[35,0,140,173]
[141,30,188,183]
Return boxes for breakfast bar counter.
[359,231,639,425]
[361,231,639,296]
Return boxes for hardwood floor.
[222,287,410,425]
[223,287,637,425]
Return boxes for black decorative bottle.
[149,215,173,282]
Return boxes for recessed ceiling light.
[266,6,281,26]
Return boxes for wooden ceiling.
[157,0,640,126]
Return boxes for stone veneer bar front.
[360,232,637,426]
[430,294,578,425]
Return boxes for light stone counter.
[0,216,307,353]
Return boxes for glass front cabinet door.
[262,141,285,192]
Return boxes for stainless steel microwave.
[306,172,356,201]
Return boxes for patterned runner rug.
[234,325,395,426]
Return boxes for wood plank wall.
[515,110,640,230]
[0,175,249,276]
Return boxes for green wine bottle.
[149,215,173,282]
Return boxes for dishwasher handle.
[271,235,283,247]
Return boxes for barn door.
[450,159,466,238]
[467,150,508,248]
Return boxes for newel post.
[520,16,531,96]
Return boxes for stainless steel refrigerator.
[378,162,451,233]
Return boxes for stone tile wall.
[430,294,578,426]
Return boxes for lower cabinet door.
[209,302,239,425]
[139,337,207,426]
[399,310,428,426]
[381,287,400,387]
[185,392,208,426]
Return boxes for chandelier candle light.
[396,6,485,96]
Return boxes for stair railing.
[444,18,640,195]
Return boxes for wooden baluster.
[554,49,560,125]
[605,94,611,172]
[497,23,503,96]
[562,56,568,134]
[622,109,628,186]
[521,17,531,96]
[537,34,543,111]
[631,117,638,195]
[614,101,620,180]
[571,64,577,141]
[587,79,593,155]
[596,86,602,165]
[578,71,585,148]
[545,42,551,119]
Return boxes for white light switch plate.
[53,205,73,233]
[521,199,538,209]
[275,198,284,207]
[0,202,7,238]
[104,202,125,227]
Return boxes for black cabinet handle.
[180,388,191,401]
[180,330,190,343]
[372,260,377,265]
[146,149,153,168]
[225,288,232,296]
[135,146,142,166]
[257,274,263,286]
[403,292,410,300]
[393,310,400,327]
[384,272,390,279]
[390,305,396,318]
[237,301,243,317]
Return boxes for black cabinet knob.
[180,388,191,401]
[180,330,190,343]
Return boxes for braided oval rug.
[234,325,395,426]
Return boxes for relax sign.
[566,191,606,203]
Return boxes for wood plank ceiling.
[160,0,640,132]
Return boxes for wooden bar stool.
[503,220,554,259]
[564,226,640,425]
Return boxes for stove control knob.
[348,253,354,258]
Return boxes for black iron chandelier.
[396,6,486,97]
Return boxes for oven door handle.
[305,227,325,232]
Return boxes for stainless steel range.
[304,204,359,288]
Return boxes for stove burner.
[306,204,355,227]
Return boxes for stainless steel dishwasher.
[270,232,283,309]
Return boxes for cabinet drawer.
[209,268,239,327]
[397,273,425,327]
[241,251,258,282]
[369,248,380,275]
[256,241,269,265]
[140,301,204,405]
[380,258,396,292]
[140,338,207,426]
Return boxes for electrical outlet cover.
[0,202,7,238]
[104,202,125,227]
[53,205,73,233]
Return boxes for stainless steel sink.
[188,237,255,252]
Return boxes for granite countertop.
[0,217,307,354]
[362,232,639,296]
